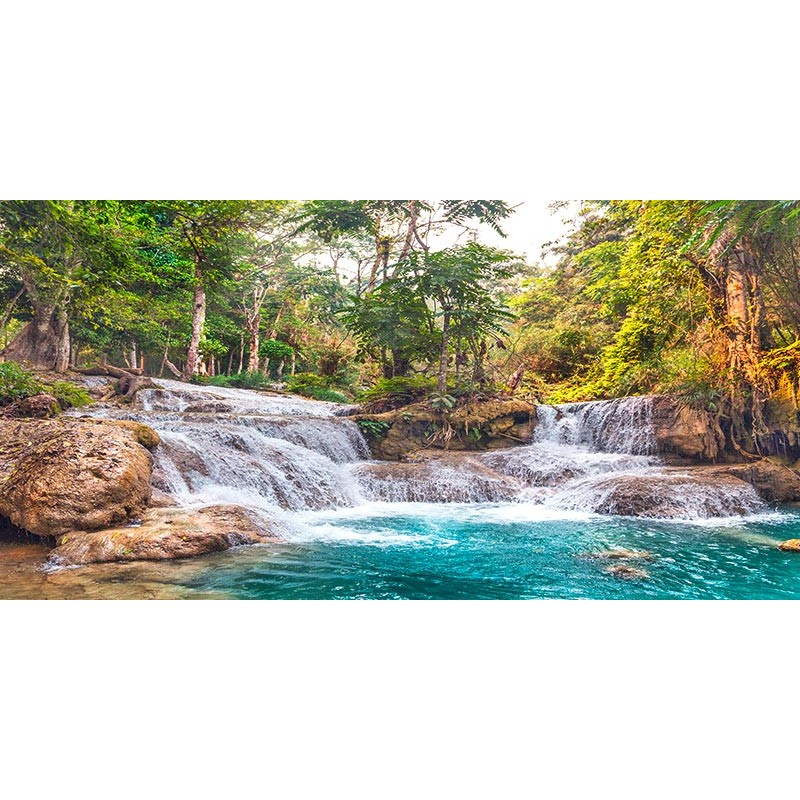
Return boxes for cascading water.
[77,385,766,520]
[79,379,369,513]
[482,397,764,519]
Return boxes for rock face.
[0,417,157,538]
[48,505,278,566]
[356,399,535,460]
[650,396,725,461]
[708,460,800,503]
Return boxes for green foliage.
[49,381,92,409]
[306,388,349,403]
[356,418,390,438]
[285,372,349,402]
[260,339,294,361]
[429,391,456,410]
[0,362,91,408]
[0,362,44,404]
[202,372,274,391]
[358,375,437,402]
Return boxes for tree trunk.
[183,281,206,380]
[391,349,410,377]
[438,311,451,393]
[247,325,260,372]
[2,302,71,372]
[471,339,487,385]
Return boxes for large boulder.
[48,504,277,566]
[650,396,725,461]
[0,417,157,537]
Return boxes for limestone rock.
[603,564,650,580]
[709,460,800,503]
[355,398,535,460]
[779,539,800,552]
[48,505,278,566]
[650,396,725,461]
[586,548,655,561]
[576,471,761,518]
[0,417,154,537]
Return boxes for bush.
[200,372,275,391]
[286,373,349,403]
[49,381,92,409]
[305,388,350,403]
[0,362,92,409]
[286,372,331,393]
[0,362,45,404]
[358,375,437,402]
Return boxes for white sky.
[469,200,580,265]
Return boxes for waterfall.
[535,396,658,454]
[76,380,369,513]
[482,395,763,519]
[70,386,765,522]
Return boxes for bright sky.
[469,200,580,265]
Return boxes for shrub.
[201,372,275,391]
[49,381,92,409]
[286,372,331,393]
[356,419,390,438]
[286,373,349,402]
[0,362,92,409]
[358,375,437,403]
[0,362,45,404]
[306,388,349,403]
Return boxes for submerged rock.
[48,504,278,566]
[603,564,650,580]
[779,539,800,552]
[0,417,156,537]
[586,548,655,561]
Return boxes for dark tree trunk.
[391,349,410,377]
[2,303,71,372]
[247,324,260,372]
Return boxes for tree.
[144,201,284,379]
[341,242,519,391]
[0,201,138,371]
